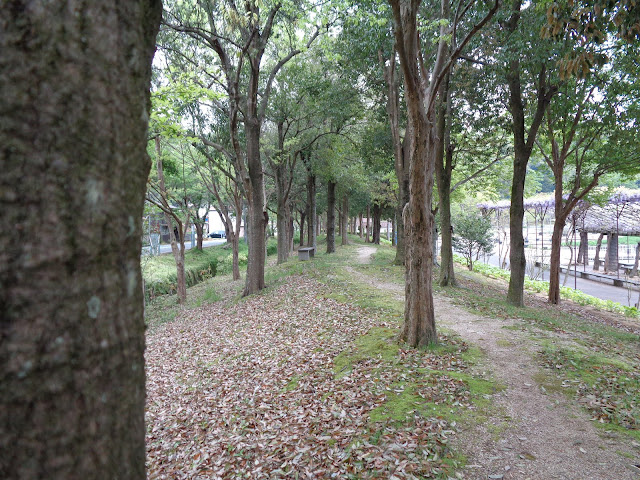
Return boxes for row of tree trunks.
[0,2,162,477]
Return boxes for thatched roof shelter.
[478,191,640,236]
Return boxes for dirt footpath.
[354,246,640,480]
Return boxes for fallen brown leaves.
[146,276,463,479]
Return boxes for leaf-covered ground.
[146,275,475,479]
[146,241,640,478]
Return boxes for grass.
[443,257,640,440]
[142,238,277,300]
[144,235,640,464]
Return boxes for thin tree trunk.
[359,212,364,238]
[275,162,290,264]
[631,242,639,277]
[232,205,242,280]
[372,204,382,244]
[548,216,567,304]
[366,204,371,243]
[155,137,188,305]
[195,222,204,250]
[577,231,588,264]
[307,174,316,249]
[435,72,456,286]
[605,233,618,273]
[392,214,397,246]
[593,233,604,270]
[0,2,161,477]
[341,194,349,246]
[327,182,336,253]
[505,3,554,307]
[299,210,306,247]
[288,213,295,253]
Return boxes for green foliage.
[142,239,277,300]
[451,211,494,270]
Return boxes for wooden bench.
[620,263,636,276]
[298,247,315,261]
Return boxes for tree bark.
[505,2,554,307]
[392,215,397,246]
[604,233,618,272]
[0,2,160,478]
[274,161,290,264]
[341,194,349,246]
[548,215,567,304]
[593,233,604,271]
[326,181,336,253]
[154,137,188,304]
[372,204,382,245]
[631,242,640,277]
[298,210,306,247]
[195,222,204,250]
[359,212,364,238]
[435,72,456,286]
[242,118,268,295]
[306,174,317,249]
[366,204,371,243]
[577,231,588,264]
[391,0,442,347]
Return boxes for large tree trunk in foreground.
[326,181,336,253]
[0,2,160,478]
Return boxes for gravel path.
[353,246,640,480]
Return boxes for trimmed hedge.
[143,238,277,300]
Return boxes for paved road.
[476,253,639,306]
